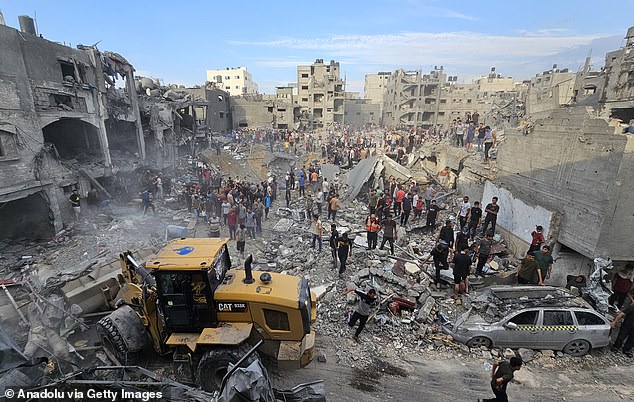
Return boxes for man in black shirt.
[475,232,494,277]
[453,245,471,295]
[611,294,634,357]
[426,199,440,234]
[438,220,455,253]
[481,197,500,236]
[337,232,353,275]
[468,201,483,240]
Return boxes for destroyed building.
[297,59,345,129]
[0,18,145,238]
[382,68,445,128]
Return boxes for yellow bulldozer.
[97,238,316,391]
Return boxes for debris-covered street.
[1,3,634,401]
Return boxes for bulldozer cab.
[146,238,231,333]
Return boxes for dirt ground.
[271,335,634,401]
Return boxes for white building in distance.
[206,67,258,96]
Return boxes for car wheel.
[466,336,492,349]
[563,340,591,357]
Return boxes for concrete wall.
[231,98,273,129]
[343,100,380,128]
[482,181,555,255]
[494,107,632,260]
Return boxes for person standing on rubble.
[315,189,324,216]
[483,126,496,163]
[309,214,323,252]
[337,232,353,275]
[366,214,379,250]
[298,168,306,197]
[341,287,377,342]
[400,192,413,227]
[426,199,440,234]
[380,215,397,255]
[481,197,500,236]
[458,196,471,231]
[430,241,450,289]
[69,189,81,221]
[208,211,221,238]
[609,263,634,309]
[475,231,494,278]
[236,224,247,258]
[611,292,634,358]
[227,206,238,240]
[368,189,378,215]
[329,193,340,221]
[468,201,483,241]
[305,194,314,219]
[528,225,545,253]
[453,244,471,295]
[424,183,436,211]
[478,357,523,402]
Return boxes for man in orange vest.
[365,214,379,250]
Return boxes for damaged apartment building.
[481,26,634,279]
[0,17,148,238]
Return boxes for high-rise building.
[206,67,258,97]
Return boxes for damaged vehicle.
[440,286,611,356]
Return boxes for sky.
[0,0,631,94]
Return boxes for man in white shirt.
[458,195,471,231]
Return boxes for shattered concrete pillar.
[126,66,146,161]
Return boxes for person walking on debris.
[430,241,450,289]
[310,214,323,252]
[380,215,397,255]
[475,231,494,278]
[341,288,377,342]
[305,194,314,219]
[337,232,353,275]
[426,199,440,234]
[516,252,543,285]
[69,189,81,221]
[533,245,554,281]
[611,292,634,358]
[141,189,155,216]
[481,197,500,236]
[478,357,523,402]
[329,223,339,269]
[609,263,634,309]
[453,245,471,295]
[236,224,247,258]
[365,214,379,250]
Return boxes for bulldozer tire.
[196,343,260,392]
[97,315,139,364]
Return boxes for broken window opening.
[60,61,77,82]
[0,192,55,239]
[42,118,102,161]
[50,94,73,110]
